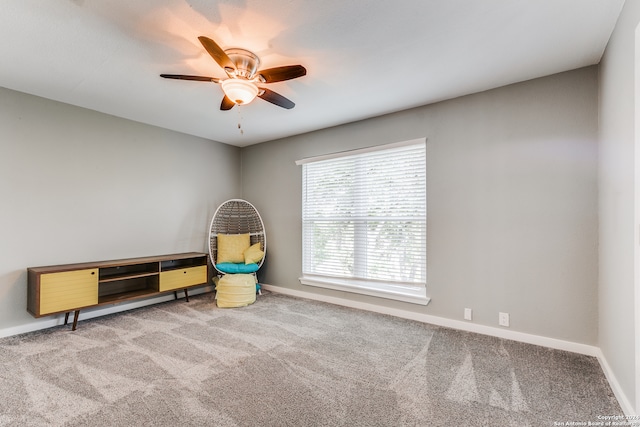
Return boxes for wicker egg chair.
[208,199,266,276]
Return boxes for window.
[296,138,428,305]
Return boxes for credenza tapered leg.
[72,310,80,331]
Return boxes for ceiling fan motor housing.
[224,48,260,79]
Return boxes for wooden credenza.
[27,252,209,330]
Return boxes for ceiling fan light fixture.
[161,36,305,110]
[221,79,259,105]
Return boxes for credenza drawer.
[40,269,99,315]
[159,265,207,291]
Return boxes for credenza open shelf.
[27,252,209,330]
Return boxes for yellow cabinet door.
[159,266,207,292]
[40,269,99,315]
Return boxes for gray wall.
[0,87,241,334]
[242,67,599,345]
[599,0,640,413]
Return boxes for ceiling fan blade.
[258,65,306,83]
[258,88,295,109]
[198,36,235,71]
[220,95,235,111]
[160,74,220,83]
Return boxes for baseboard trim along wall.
[260,283,634,416]
[0,285,214,339]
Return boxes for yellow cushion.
[217,233,250,264]
[216,274,256,308]
[244,242,264,264]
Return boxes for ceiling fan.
[161,36,306,110]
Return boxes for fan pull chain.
[237,107,244,135]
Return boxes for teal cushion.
[216,262,259,274]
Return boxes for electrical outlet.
[464,308,472,321]
[499,312,510,327]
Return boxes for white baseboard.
[0,286,214,339]
[261,284,599,355]
[261,283,635,415]
[593,348,636,416]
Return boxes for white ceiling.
[0,0,625,147]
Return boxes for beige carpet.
[0,291,623,426]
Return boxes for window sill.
[299,275,430,306]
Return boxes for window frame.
[296,138,429,305]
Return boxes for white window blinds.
[299,139,426,287]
